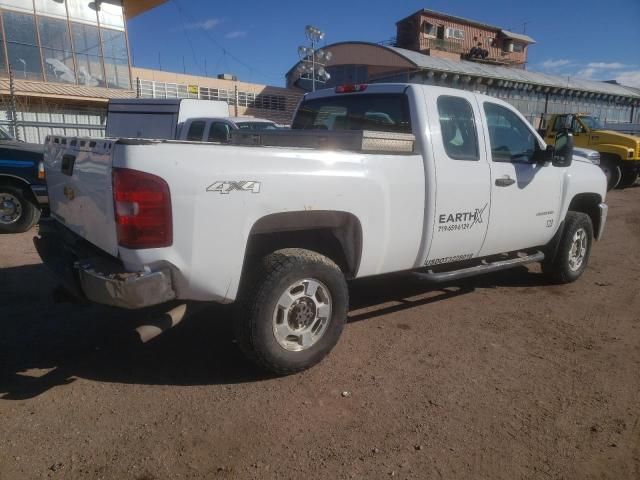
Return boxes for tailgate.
[44,137,119,257]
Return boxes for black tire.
[542,212,593,284]
[0,185,41,234]
[235,248,348,375]
[599,155,622,191]
[617,169,639,189]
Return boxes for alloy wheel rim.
[0,193,22,225]
[272,278,332,352]
[568,228,588,272]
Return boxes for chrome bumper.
[34,220,176,309]
[596,202,608,241]
[76,263,176,309]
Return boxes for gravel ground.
[0,187,639,480]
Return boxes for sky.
[127,0,640,88]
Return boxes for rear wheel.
[0,185,40,234]
[235,248,348,374]
[599,155,622,191]
[542,212,593,284]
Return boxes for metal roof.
[386,46,640,98]
[500,30,536,44]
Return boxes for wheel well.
[0,175,38,205]
[243,211,363,279]
[568,193,602,238]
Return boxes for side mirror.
[552,130,574,167]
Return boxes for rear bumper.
[34,220,176,309]
[596,202,608,241]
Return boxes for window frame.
[437,95,480,162]
[186,120,206,142]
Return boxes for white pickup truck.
[36,83,608,374]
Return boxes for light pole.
[297,25,331,91]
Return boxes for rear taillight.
[112,168,172,249]
[37,161,45,180]
[335,84,368,94]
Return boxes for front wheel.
[235,248,348,375]
[0,185,41,234]
[542,212,593,284]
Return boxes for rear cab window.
[437,96,479,161]
[291,93,412,133]
[186,121,206,141]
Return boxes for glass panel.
[42,48,75,83]
[67,0,98,23]
[98,0,124,29]
[292,93,412,133]
[100,27,127,59]
[437,96,479,161]
[484,102,538,163]
[75,53,103,86]
[186,121,206,141]
[208,123,231,142]
[7,43,43,80]
[34,0,68,18]
[0,0,32,13]
[4,12,43,81]
[103,56,129,88]
[71,22,101,56]
[38,17,72,51]
[4,11,38,45]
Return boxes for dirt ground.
[1,187,639,480]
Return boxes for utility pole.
[8,64,20,141]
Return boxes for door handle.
[495,176,516,187]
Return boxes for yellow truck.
[542,114,640,190]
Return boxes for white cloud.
[576,67,597,80]
[587,62,628,69]
[225,31,247,39]
[541,59,571,69]
[184,18,221,30]
[615,71,640,88]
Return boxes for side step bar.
[414,251,545,284]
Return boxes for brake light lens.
[112,168,172,249]
[335,84,368,94]
[37,161,46,180]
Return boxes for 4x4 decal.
[206,181,261,194]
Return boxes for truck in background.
[0,126,47,233]
[106,98,230,140]
[541,113,640,190]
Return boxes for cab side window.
[571,117,585,134]
[186,121,206,141]
[437,96,479,161]
[208,122,231,143]
[484,102,538,163]
[552,115,567,132]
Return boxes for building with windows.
[0,0,301,142]
[287,41,640,126]
[395,9,535,68]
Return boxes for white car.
[36,83,607,374]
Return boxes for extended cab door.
[478,101,562,256]
[422,91,492,267]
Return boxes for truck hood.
[591,130,640,149]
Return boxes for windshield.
[580,116,604,130]
[235,122,278,130]
[291,93,412,133]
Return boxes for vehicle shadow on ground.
[0,262,555,400]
